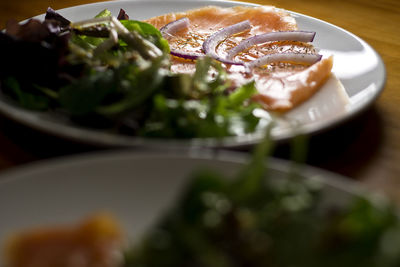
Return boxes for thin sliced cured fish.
[4,214,122,267]
[146,6,333,111]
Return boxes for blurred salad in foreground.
[3,132,400,267]
[0,8,264,139]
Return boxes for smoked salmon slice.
[252,56,333,111]
[146,6,333,111]
[4,214,122,267]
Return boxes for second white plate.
[0,149,363,264]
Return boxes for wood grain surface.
[0,0,399,199]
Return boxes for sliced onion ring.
[202,20,251,65]
[227,31,316,60]
[160,17,190,38]
[247,53,322,68]
[160,17,204,60]
[170,50,204,60]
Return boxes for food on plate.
[146,6,333,111]
[3,136,400,267]
[4,214,122,267]
[0,5,333,139]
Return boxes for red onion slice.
[160,17,190,38]
[202,20,251,65]
[160,17,204,60]
[227,31,316,60]
[170,50,204,60]
[247,53,322,68]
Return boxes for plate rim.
[0,148,366,199]
[0,0,387,148]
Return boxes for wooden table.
[0,0,399,199]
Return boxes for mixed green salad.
[0,8,263,138]
[122,135,400,267]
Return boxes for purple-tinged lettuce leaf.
[6,19,51,42]
[117,9,130,20]
[45,7,70,28]
[0,19,72,87]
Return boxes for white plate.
[0,149,366,263]
[0,0,386,148]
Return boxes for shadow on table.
[0,115,100,166]
[0,105,384,180]
[274,105,384,180]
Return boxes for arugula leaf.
[227,81,257,108]
[97,56,167,116]
[229,122,274,204]
[69,9,112,49]
[121,20,161,38]
[59,69,116,115]
[121,20,170,53]
[95,9,112,18]
[3,77,50,110]
[69,34,96,50]
[32,84,58,99]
